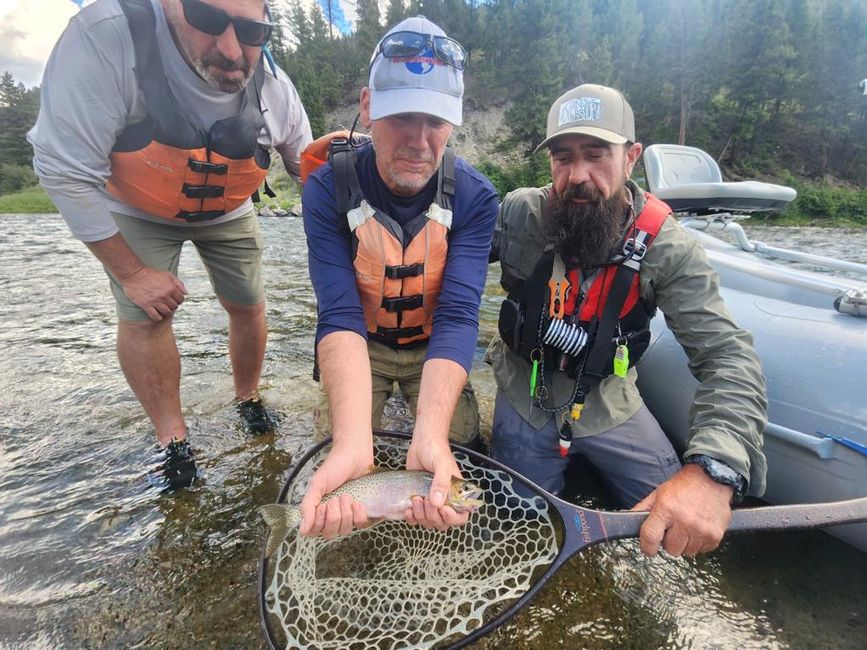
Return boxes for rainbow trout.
[259,470,484,556]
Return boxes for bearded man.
[29,0,312,491]
[486,84,768,557]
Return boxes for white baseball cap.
[367,16,464,126]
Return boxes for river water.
[1,214,865,649]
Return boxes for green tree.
[355,0,383,68]
[385,0,407,28]
[0,71,25,107]
[0,73,39,170]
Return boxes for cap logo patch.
[559,97,601,126]
[393,45,440,75]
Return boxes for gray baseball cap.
[367,16,464,126]
[536,84,635,151]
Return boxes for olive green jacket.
[485,181,768,495]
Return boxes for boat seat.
[642,144,797,214]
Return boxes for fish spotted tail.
[259,503,302,557]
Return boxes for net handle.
[259,430,867,650]
[448,492,867,649]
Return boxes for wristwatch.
[685,454,747,504]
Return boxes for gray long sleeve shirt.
[486,182,768,495]
[28,0,312,242]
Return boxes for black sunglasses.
[180,0,274,47]
[379,31,467,70]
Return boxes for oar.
[816,430,867,456]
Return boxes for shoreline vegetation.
[3,168,864,227]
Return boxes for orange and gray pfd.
[332,140,457,347]
[107,0,270,223]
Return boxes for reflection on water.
[0,214,865,648]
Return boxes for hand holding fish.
[405,432,469,531]
[299,439,374,539]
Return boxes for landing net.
[261,433,559,649]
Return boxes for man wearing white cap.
[300,17,499,536]
[487,84,768,557]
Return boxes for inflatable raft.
[636,145,867,551]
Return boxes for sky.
[0,0,380,89]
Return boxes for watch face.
[687,455,746,503]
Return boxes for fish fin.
[259,503,300,557]
[362,464,387,475]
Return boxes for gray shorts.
[108,211,264,321]
[490,390,681,506]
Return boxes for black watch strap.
[685,454,747,504]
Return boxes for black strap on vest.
[375,325,425,342]
[436,147,457,210]
[119,0,156,84]
[382,295,424,312]
[384,262,424,279]
[517,249,556,358]
[581,263,636,383]
[333,139,363,216]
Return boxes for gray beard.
[544,183,630,268]
[192,52,254,93]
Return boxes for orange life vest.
[107,0,270,223]
[332,142,457,347]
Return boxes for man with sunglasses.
[486,84,768,557]
[29,0,312,491]
[299,17,499,537]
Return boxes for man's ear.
[625,142,643,177]
[359,88,373,129]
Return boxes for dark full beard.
[544,183,630,268]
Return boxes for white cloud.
[0,0,395,88]
[0,0,79,87]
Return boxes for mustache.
[394,148,436,163]
[559,183,603,204]
[201,52,249,72]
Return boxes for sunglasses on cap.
[180,0,274,47]
[378,31,467,70]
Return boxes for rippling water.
[1,214,865,649]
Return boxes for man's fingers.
[683,537,705,558]
[438,504,468,528]
[337,494,355,537]
[422,498,448,531]
[351,501,367,529]
[662,526,690,557]
[322,498,343,539]
[639,511,668,557]
[631,490,656,512]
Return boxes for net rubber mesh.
[263,435,559,649]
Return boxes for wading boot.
[237,397,278,436]
[147,437,197,492]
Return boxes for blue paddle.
[816,430,867,456]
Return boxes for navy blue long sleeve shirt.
[302,143,498,373]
